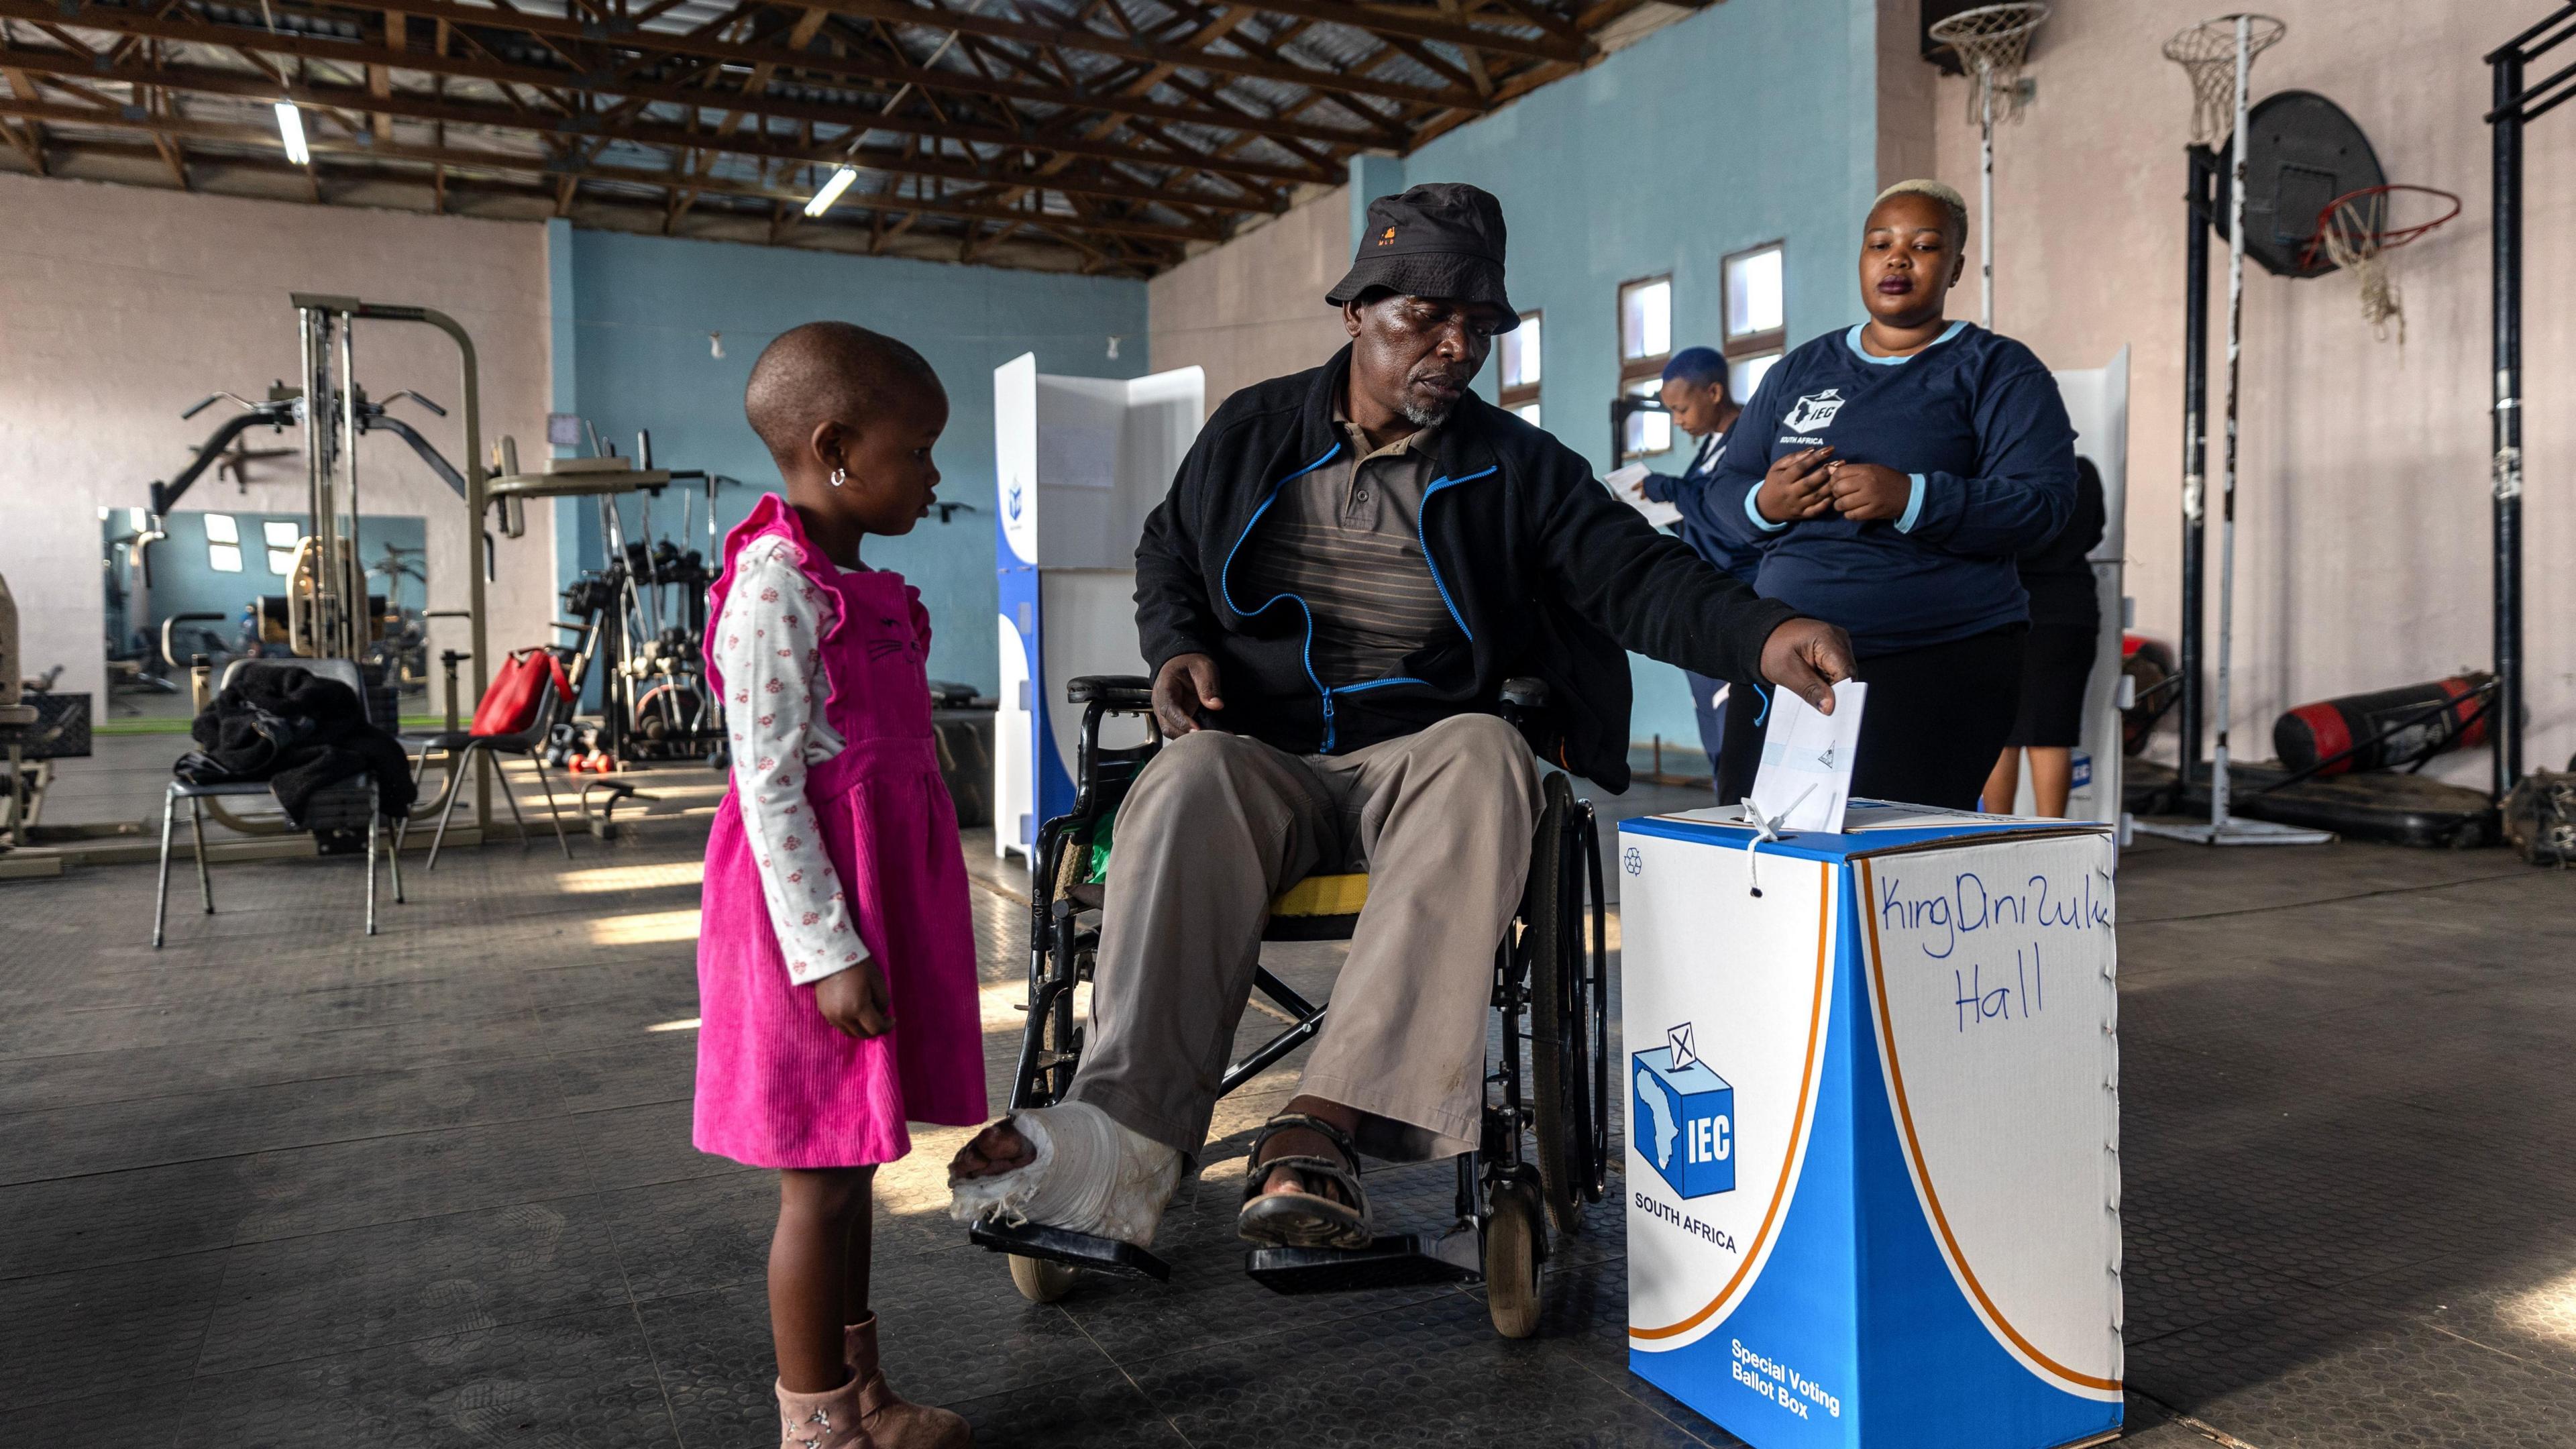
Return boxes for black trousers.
[1716,625,2027,812]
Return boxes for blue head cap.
[1661,346,1727,389]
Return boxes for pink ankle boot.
[775,1373,867,1449]
[843,1316,974,1448]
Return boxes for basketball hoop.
[2302,184,2463,344]
[2163,13,2285,148]
[1929,3,2050,125]
[1929,3,2050,331]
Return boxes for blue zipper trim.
[1218,441,1343,621]
[1414,464,1495,643]
[1215,446,1498,754]
[1218,441,1346,747]
[1749,680,1773,728]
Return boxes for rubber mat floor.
[1,813,2571,1448]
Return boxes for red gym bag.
[470,647,573,737]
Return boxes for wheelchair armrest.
[1497,676,1562,767]
[1068,674,1154,709]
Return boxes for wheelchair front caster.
[1008,1253,1081,1303]
[1483,1179,1544,1339]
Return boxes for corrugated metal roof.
[3,0,1669,274]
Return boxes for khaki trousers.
[1065,712,1543,1163]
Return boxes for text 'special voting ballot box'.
[1621,804,2124,1449]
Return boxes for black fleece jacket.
[1134,347,1799,792]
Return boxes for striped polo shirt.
[1230,411,1462,687]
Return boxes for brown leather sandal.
[1236,1113,1372,1250]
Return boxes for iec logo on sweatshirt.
[1780,388,1847,435]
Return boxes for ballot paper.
[1603,463,1682,529]
[1838,800,2021,831]
[1748,680,1866,833]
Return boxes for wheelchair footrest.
[969,1218,1171,1282]
[1243,1222,1481,1295]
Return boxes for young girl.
[696,321,985,1449]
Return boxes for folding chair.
[152,657,403,947]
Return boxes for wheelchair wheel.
[1525,773,1599,1237]
[1009,1253,1081,1304]
[1483,1177,1544,1339]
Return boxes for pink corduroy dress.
[692,494,987,1168]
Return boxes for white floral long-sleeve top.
[714,536,867,985]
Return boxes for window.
[1623,378,1672,456]
[1721,242,1788,406]
[1730,352,1784,405]
[1620,277,1672,363]
[1617,276,1674,455]
[1497,312,1542,426]
[262,520,301,547]
[1723,245,1784,347]
[266,549,297,576]
[201,513,243,572]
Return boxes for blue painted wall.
[553,230,1148,691]
[1396,0,1884,747]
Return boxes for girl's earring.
[828,466,847,488]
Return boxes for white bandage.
[946,1101,1182,1248]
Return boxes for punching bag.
[2273,674,2492,777]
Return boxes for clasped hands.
[1754,446,1909,525]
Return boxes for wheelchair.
[969,674,1611,1338]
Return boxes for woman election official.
[1693,180,2078,810]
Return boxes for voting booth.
[2041,348,2131,835]
[991,354,1204,860]
[1621,805,2123,1449]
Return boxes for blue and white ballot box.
[1621,803,2124,1449]
[991,354,1203,861]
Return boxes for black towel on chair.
[184,666,419,826]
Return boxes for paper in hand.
[1749,680,1868,834]
[1603,464,1682,529]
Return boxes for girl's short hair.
[1871,179,1970,250]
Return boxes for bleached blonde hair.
[1871,179,1970,248]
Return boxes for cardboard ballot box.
[1621,804,2123,1449]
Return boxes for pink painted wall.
[1926,0,2575,784]
[0,174,554,707]
[1147,185,1354,421]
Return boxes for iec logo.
[1006,475,1024,522]
[1633,1023,1735,1199]
[1781,388,1847,433]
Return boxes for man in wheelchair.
[950,184,1854,1263]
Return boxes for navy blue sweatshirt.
[1641,430,1762,584]
[1688,321,2077,657]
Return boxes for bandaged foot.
[945,1102,1181,1248]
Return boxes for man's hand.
[815,958,894,1039]
[1755,447,1836,525]
[1759,618,1859,715]
[1152,653,1224,737]
[1827,462,1912,522]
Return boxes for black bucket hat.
[1326,182,1519,329]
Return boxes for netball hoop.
[2163,13,2284,148]
[2304,184,2464,345]
[1927,3,2049,330]
[2140,13,2332,848]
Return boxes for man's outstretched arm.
[1544,465,1856,712]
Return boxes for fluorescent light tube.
[804,165,857,217]
[274,101,310,165]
